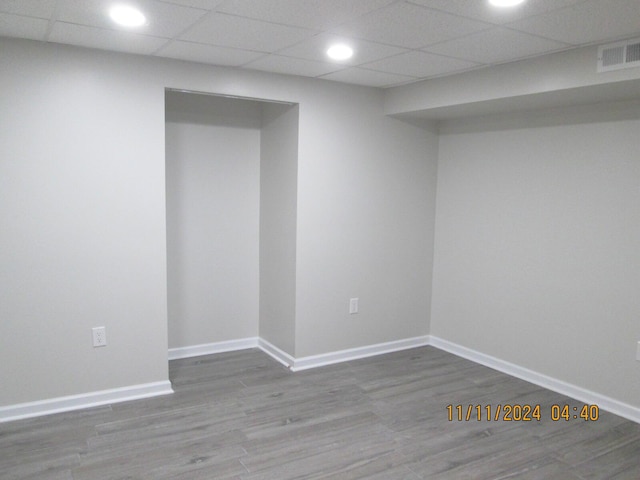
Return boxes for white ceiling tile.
[407,0,587,25]
[49,22,168,55]
[0,0,57,18]
[157,0,224,10]
[2,0,640,88]
[56,0,207,39]
[180,12,315,52]
[321,67,416,87]
[363,50,480,78]
[156,40,264,65]
[331,2,491,49]
[216,0,395,30]
[0,12,48,40]
[424,27,570,65]
[507,0,640,45]
[245,54,344,77]
[278,33,407,66]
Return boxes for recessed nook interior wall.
[164,90,298,354]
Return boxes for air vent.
[627,42,640,63]
[598,38,640,72]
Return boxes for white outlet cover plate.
[92,327,107,347]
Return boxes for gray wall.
[2,36,637,416]
[2,35,637,415]
[165,92,261,349]
[0,41,169,405]
[431,104,640,408]
[0,39,437,407]
[295,97,439,357]
[259,103,299,356]
[385,44,640,117]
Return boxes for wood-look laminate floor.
[1,346,639,479]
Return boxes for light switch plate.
[349,298,359,315]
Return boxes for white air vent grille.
[598,38,640,72]
[601,46,624,67]
[627,42,640,63]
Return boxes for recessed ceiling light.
[326,44,354,61]
[489,0,526,7]
[109,5,146,27]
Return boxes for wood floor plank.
[571,438,640,479]
[1,346,638,479]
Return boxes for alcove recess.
[165,89,299,358]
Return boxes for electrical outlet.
[636,341,640,361]
[349,298,359,315]
[92,327,107,347]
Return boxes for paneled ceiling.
[1,0,639,88]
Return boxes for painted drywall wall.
[1,39,437,407]
[431,103,640,409]
[385,44,640,118]
[0,41,169,405]
[294,90,439,357]
[259,103,299,356]
[160,55,438,359]
[165,92,261,349]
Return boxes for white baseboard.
[168,337,259,360]
[290,335,431,372]
[0,381,174,424]
[258,338,296,369]
[429,336,640,425]
[6,335,637,425]
[171,335,432,373]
